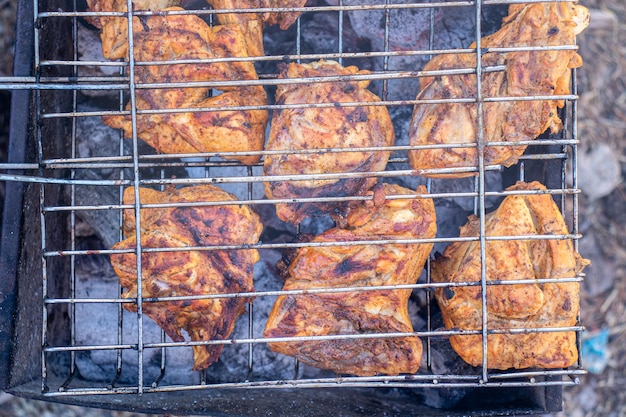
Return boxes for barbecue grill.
[1,0,587,415]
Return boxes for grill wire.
[1,0,587,406]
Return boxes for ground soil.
[557,0,626,415]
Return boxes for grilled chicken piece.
[431,181,589,369]
[264,60,394,224]
[264,183,436,376]
[408,2,590,178]
[85,0,181,60]
[110,185,263,371]
[205,0,308,56]
[93,7,268,165]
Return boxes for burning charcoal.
[324,1,508,101]
[429,172,504,213]
[412,310,476,409]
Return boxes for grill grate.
[1,0,587,414]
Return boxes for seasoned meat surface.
[264,183,436,376]
[89,5,268,164]
[85,0,181,60]
[205,0,308,56]
[264,60,394,224]
[110,185,263,370]
[431,181,589,369]
[409,2,590,178]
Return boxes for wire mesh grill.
[1,0,587,411]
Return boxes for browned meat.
[205,0,308,56]
[264,60,394,224]
[97,7,268,165]
[110,185,263,370]
[264,183,436,376]
[431,181,589,369]
[85,0,181,60]
[408,2,590,178]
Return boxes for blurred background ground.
[0,0,625,415]
[557,0,626,415]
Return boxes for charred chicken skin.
[264,183,436,376]
[408,2,590,178]
[264,60,395,225]
[109,185,263,371]
[431,181,589,369]
[88,3,269,165]
[205,0,308,57]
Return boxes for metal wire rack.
[1,0,587,415]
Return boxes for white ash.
[77,23,123,98]
[324,0,435,102]
[74,108,124,249]
[74,253,198,385]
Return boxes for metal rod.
[33,0,49,393]
[112,47,127,390]
[42,324,586,354]
[42,232,585,258]
[62,0,79,389]
[472,0,489,384]
[123,0,145,393]
[41,275,584,306]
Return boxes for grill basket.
[1,0,586,415]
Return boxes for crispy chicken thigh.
[205,0,308,56]
[110,185,263,370]
[431,181,589,369]
[92,6,268,165]
[408,2,590,178]
[264,183,436,376]
[264,60,394,224]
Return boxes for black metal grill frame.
[0,0,586,415]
